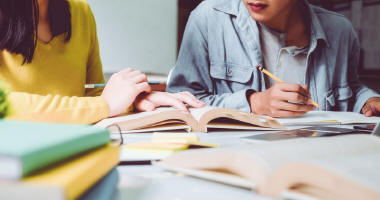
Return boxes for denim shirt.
[167,0,380,113]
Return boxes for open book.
[95,107,284,133]
[155,135,380,200]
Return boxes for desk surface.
[114,130,282,200]
[116,165,269,200]
[113,126,359,200]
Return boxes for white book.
[276,111,380,126]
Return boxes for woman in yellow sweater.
[0,0,204,124]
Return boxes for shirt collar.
[213,0,330,48]
[212,0,241,16]
[302,0,330,48]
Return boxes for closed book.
[0,120,110,180]
[0,144,120,200]
[78,168,119,200]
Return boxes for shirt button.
[227,68,233,76]
[334,91,339,98]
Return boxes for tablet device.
[372,122,380,136]
[244,126,370,141]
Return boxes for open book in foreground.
[155,135,380,200]
[95,107,284,133]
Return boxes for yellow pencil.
[256,65,320,108]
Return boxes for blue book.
[0,120,110,180]
[78,168,119,200]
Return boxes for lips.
[248,2,268,12]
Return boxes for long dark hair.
[0,0,71,64]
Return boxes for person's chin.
[249,13,270,23]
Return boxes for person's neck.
[37,0,50,22]
[37,0,53,43]
[262,2,309,47]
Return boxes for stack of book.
[0,120,120,200]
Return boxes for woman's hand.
[249,83,316,117]
[362,97,380,117]
[134,91,206,113]
[101,68,151,117]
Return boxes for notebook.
[276,111,380,126]
[0,120,110,180]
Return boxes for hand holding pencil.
[248,65,318,118]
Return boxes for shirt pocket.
[210,62,253,92]
[325,86,353,111]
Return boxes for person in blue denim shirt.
[167,0,380,118]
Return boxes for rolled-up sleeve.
[348,33,380,113]
[6,92,109,124]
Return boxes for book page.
[95,107,177,128]
[269,153,380,200]
[94,107,201,133]
[115,124,190,134]
[308,153,380,194]
[155,147,266,189]
[189,106,216,122]
[154,163,256,190]
[158,135,380,189]
[190,107,284,132]
[228,135,380,172]
[276,111,380,126]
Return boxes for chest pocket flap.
[210,62,254,84]
[326,86,353,107]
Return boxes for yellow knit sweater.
[0,0,110,124]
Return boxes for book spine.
[65,144,120,199]
[78,168,119,200]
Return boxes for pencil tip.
[256,65,262,71]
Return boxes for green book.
[0,120,110,180]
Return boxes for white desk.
[113,126,367,200]
[115,165,269,200]
[113,130,278,200]
[118,130,278,146]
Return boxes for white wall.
[88,0,178,74]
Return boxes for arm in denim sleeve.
[348,32,380,113]
[166,5,253,113]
